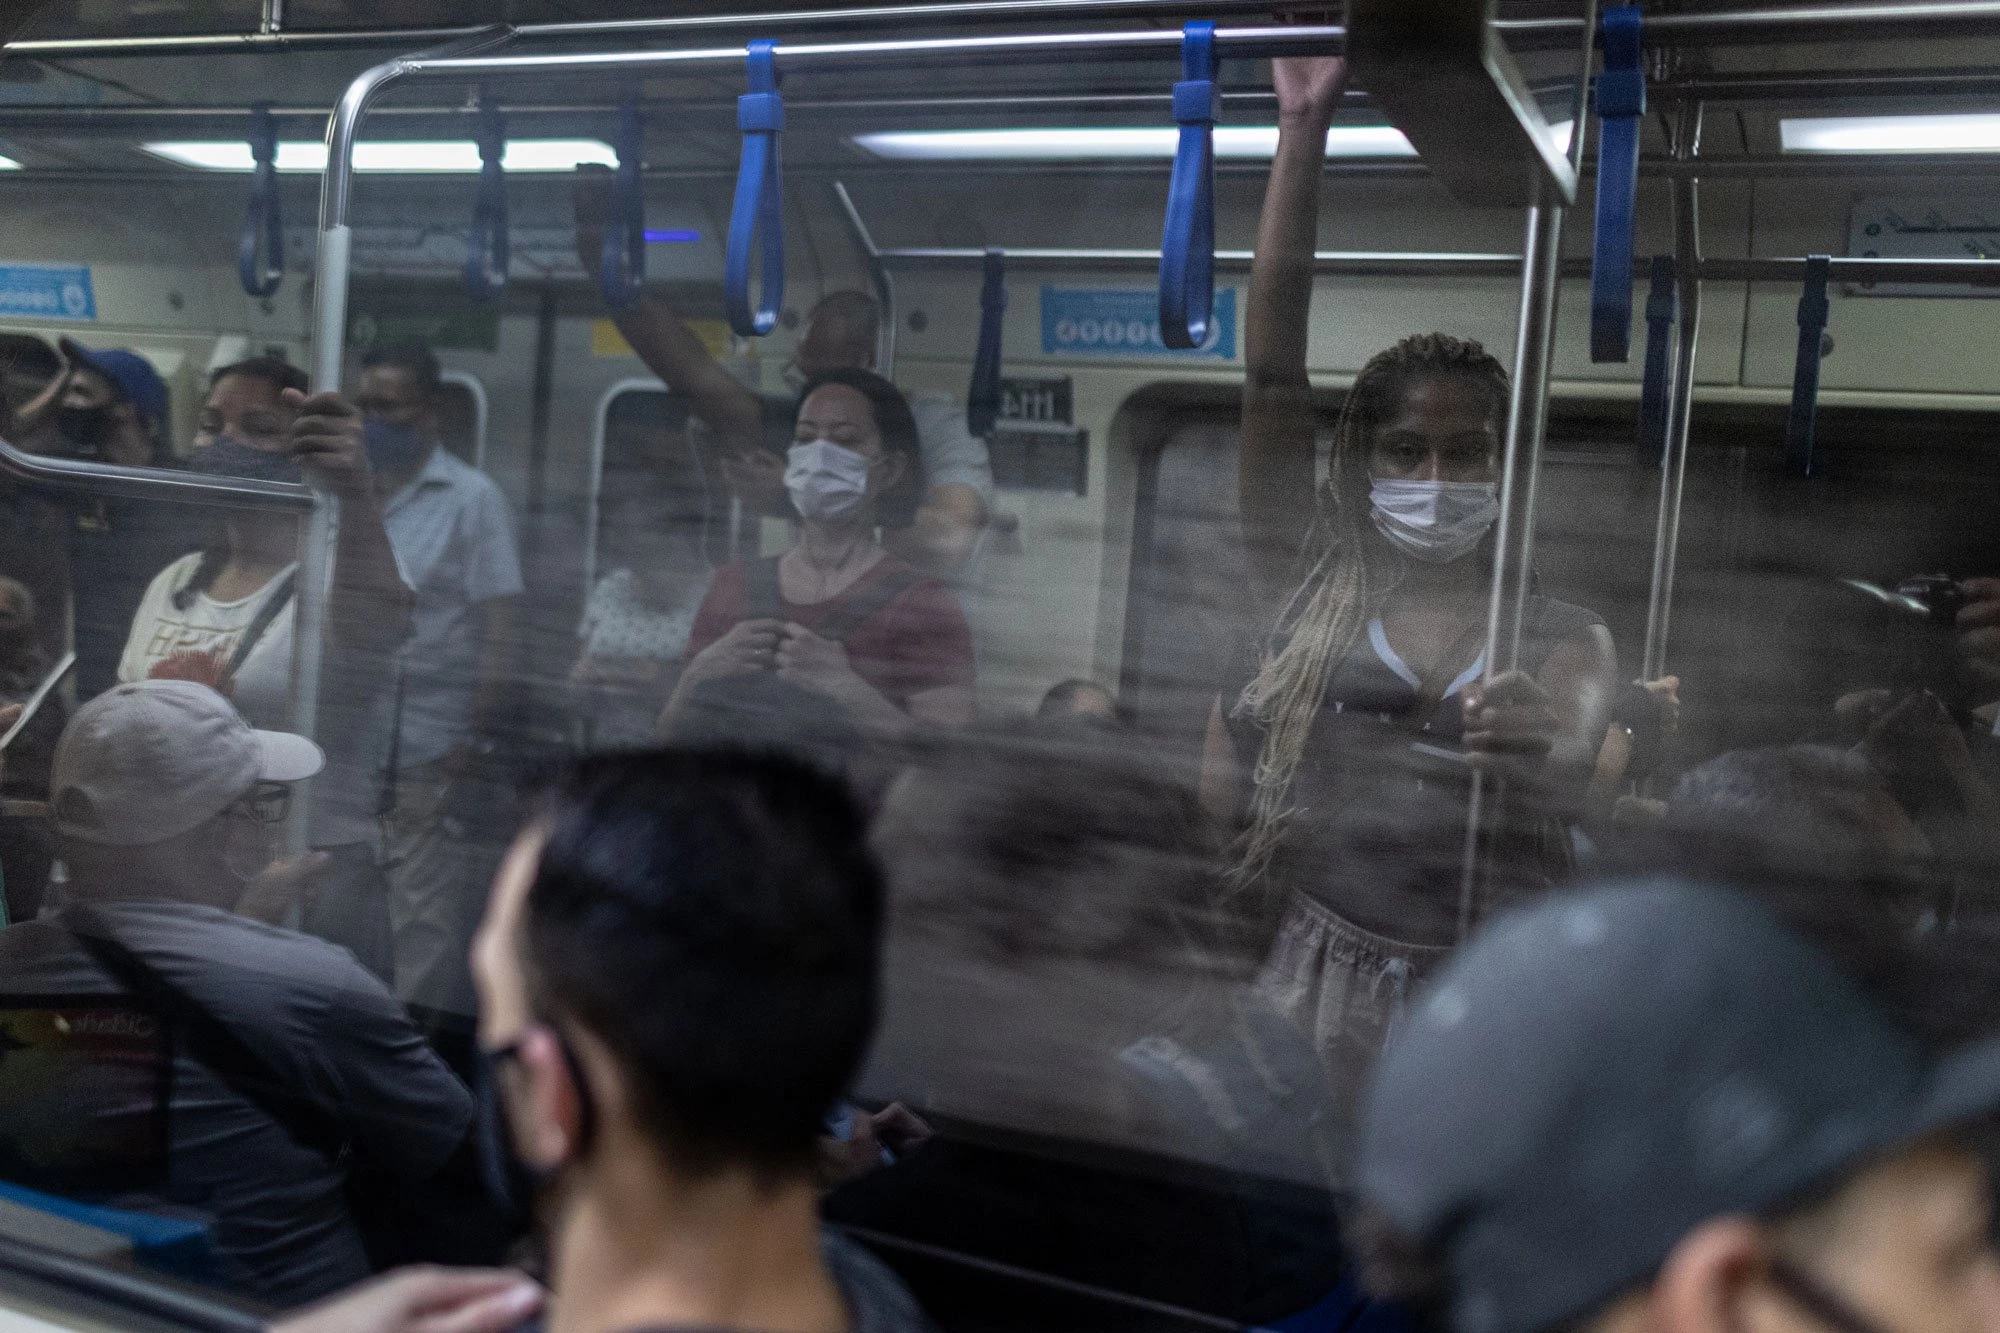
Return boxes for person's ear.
[877,450,908,494]
[511,1026,588,1171]
[1648,1216,1782,1333]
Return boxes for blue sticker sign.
[1040,286,1236,360]
[0,265,95,322]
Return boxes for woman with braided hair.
[1199,54,1618,1091]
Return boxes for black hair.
[358,340,443,400]
[0,334,60,383]
[664,671,866,780]
[793,367,925,530]
[210,355,307,397]
[522,747,883,1178]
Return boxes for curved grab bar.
[237,102,284,298]
[1786,254,1832,478]
[600,93,647,309]
[0,437,313,511]
[966,248,1007,436]
[726,40,786,337]
[465,93,509,302]
[1589,5,1645,362]
[1158,21,1217,352]
[1638,255,1676,465]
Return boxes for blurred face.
[60,365,114,411]
[1768,1137,2000,1333]
[354,364,437,436]
[792,383,907,513]
[195,374,295,455]
[1367,374,1500,483]
[793,312,873,379]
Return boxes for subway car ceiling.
[8,1,2000,719]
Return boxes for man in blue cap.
[11,338,184,696]
[1354,878,2000,1333]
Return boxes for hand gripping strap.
[1787,255,1832,478]
[464,96,509,302]
[1589,5,1646,362]
[237,103,283,299]
[967,249,1008,437]
[600,94,647,310]
[1638,255,1677,465]
[726,40,786,337]
[1159,21,1218,352]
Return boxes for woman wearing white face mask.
[1197,55,1619,1094]
[663,368,976,739]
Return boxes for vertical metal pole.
[1640,101,1703,682]
[259,0,285,36]
[832,180,898,378]
[1456,0,1594,939]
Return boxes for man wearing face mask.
[468,747,938,1333]
[11,339,189,698]
[1198,54,1618,1088]
[0,682,474,1305]
[351,342,523,1020]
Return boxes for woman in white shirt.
[118,357,411,971]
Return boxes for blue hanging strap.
[966,249,1007,437]
[1590,5,1645,362]
[464,95,509,303]
[1638,255,1677,466]
[726,40,786,337]
[1786,254,1832,478]
[1158,21,1218,352]
[236,103,283,299]
[600,94,647,310]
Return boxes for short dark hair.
[522,748,883,1177]
[210,355,307,397]
[794,367,924,529]
[1664,744,1898,882]
[358,340,442,400]
[0,334,60,383]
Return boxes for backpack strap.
[62,904,350,1167]
[741,555,785,624]
[224,569,298,676]
[815,566,924,644]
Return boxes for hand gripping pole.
[1158,21,1218,352]
[966,249,1007,437]
[726,40,786,337]
[237,103,284,298]
[1589,5,1645,362]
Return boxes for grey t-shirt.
[0,900,471,1305]
[602,1231,937,1333]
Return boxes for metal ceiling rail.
[0,437,314,510]
[5,25,490,56]
[872,246,2000,286]
[1493,0,2000,45]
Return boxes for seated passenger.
[0,682,473,1305]
[1200,55,1617,1072]
[116,357,411,977]
[846,720,1348,1325]
[663,371,975,738]
[574,172,992,575]
[469,748,936,1333]
[570,529,712,749]
[1354,878,2000,1333]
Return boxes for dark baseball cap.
[1355,877,2000,1333]
[59,337,168,424]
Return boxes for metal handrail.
[0,438,313,511]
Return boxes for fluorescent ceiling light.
[1781,114,2000,154]
[644,228,702,243]
[142,139,618,172]
[0,154,21,171]
[851,125,1418,160]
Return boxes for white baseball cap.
[52,680,324,847]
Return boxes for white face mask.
[785,439,874,523]
[1370,478,1500,564]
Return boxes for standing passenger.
[469,748,937,1333]
[1201,54,1617,1077]
[1355,878,2000,1333]
[353,342,524,1016]
[573,172,992,575]
[664,371,975,739]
